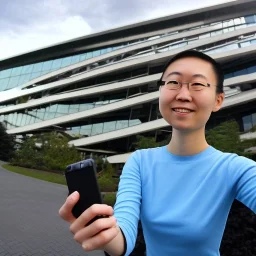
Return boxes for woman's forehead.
[163,57,215,79]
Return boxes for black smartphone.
[65,159,103,219]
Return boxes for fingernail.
[82,243,88,250]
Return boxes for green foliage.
[98,162,119,192]
[0,122,15,161]
[134,135,169,149]
[11,132,81,172]
[206,121,243,154]
[103,193,117,206]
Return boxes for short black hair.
[158,50,224,93]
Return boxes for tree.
[206,120,243,154]
[11,132,81,172]
[0,122,15,161]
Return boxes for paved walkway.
[0,165,105,256]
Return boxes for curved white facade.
[0,0,256,153]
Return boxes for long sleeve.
[114,151,142,255]
[228,154,256,214]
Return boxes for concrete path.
[0,166,105,256]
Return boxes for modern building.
[0,0,256,157]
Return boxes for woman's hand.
[59,191,119,252]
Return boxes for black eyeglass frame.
[157,80,212,90]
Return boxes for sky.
[0,0,235,60]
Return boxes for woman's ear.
[213,93,224,112]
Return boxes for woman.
[59,50,256,256]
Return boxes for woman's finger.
[82,226,120,252]
[59,191,80,223]
[73,216,117,244]
[70,204,113,234]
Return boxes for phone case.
[65,159,103,218]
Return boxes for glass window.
[51,59,62,70]
[44,112,55,120]
[103,121,116,133]
[7,76,20,89]
[199,33,210,39]
[129,119,141,127]
[245,15,256,24]
[235,24,246,30]
[91,123,103,135]
[71,55,80,64]
[211,30,222,36]
[224,73,233,79]
[86,51,93,59]
[40,70,50,76]
[21,64,34,74]
[36,112,45,120]
[252,113,256,127]
[57,104,69,113]
[224,43,239,51]
[61,56,72,67]
[240,41,251,48]
[55,112,64,118]
[79,53,87,62]
[234,69,247,76]
[18,74,31,85]
[93,50,101,57]
[32,62,43,73]
[71,127,81,135]
[25,115,31,125]
[0,78,9,91]
[29,72,41,80]
[12,113,18,125]
[243,115,253,131]
[247,65,256,74]
[250,39,256,45]
[100,48,108,55]
[20,114,27,126]
[11,67,22,76]
[49,104,58,112]
[69,104,80,113]
[16,114,23,126]
[116,120,129,130]
[42,60,53,71]
[106,47,113,53]
[80,125,92,136]
[234,18,242,25]
[0,69,12,79]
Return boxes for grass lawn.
[2,164,67,185]
[2,164,117,205]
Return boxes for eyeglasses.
[157,80,211,91]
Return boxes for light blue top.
[114,146,256,256]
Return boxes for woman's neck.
[167,128,209,156]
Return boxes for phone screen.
[65,159,102,218]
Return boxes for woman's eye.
[192,82,205,86]
[167,80,179,84]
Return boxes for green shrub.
[103,193,117,206]
[97,162,119,192]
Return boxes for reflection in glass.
[103,121,117,133]
[91,123,103,135]
[0,69,12,79]
[11,67,22,76]
[243,115,253,131]
[80,125,92,136]
[42,60,53,71]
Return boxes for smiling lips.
[172,108,194,113]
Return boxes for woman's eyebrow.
[165,71,182,77]
[166,72,208,80]
[192,74,208,80]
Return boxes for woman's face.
[159,57,224,132]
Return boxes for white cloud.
[0,15,91,60]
